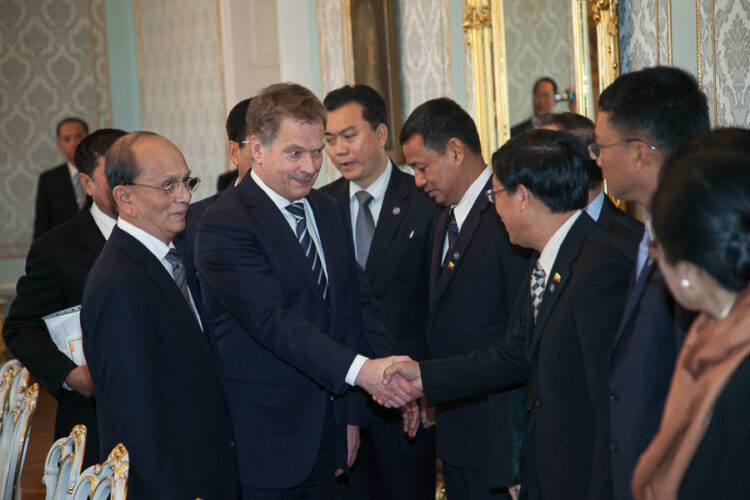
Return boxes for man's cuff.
[62,381,74,391]
[345,354,369,386]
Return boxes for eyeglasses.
[129,176,201,195]
[587,139,658,160]
[239,140,250,144]
[485,187,506,203]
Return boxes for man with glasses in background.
[589,66,709,500]
[81,132,239,499]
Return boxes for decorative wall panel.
[0,0,111,257]
[698,0,750,127]
[134,0,226,199]
[503,0,574,127]
[619,0,659,72]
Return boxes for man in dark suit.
[175,97,253,294]
[81,132,239,499]
[320,84,440,500]
[399,98,529,499]
[34,117,89,239]
[539,112,643,260]
[510,78,558,138]
[194,83,411,499]
[379,130,634,500]
[4,128,125,467]
[590,67,710,500]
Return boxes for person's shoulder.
[319,175,348,198]
[38,163,68,182]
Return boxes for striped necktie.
[530,261,546,321]
[286,202,329,301]
[164,248,200,323]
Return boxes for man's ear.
[227,141,241,168]
[249,135,265,166]
[375,123,388,148]
[517,184,530,211]
[446,138,464,166]
[79,172,95,196]
[113,185,135,217]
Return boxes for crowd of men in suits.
[3,64,710,499]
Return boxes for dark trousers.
[442,460,511,500]
[242,405,336,499]
[336,419,436,500]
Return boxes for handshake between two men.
[354,356,425,436]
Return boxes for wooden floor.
[18,388,55,500]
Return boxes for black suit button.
[610,441,618,452]
[534,399,542,407]
[610,393,618,403]
[229,440,235,448]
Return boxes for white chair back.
[43,425,87,500]
[0,382,39,500]
[71,444,128,500]
[0,361,22,431]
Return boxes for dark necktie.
[530,261,546,321]
[164,248,200,323]
[73,171,86,208]
[354,190,375,269]
[442,207,459,266]
[286,202,329,301]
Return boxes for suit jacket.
[609,257,694,500]
[174,192,221,298]
[510,118,533,137]
[34,163,81,239]
[3,208,102,466]
[81,226,239,499]
[194,175,394,489]
[596,196,643,263]
[420,214,633,500]
[320,164,439,364]
[425,178,530,474]
[217,169,239,192]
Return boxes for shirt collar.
[451,166,492,229]
[250,169,304,212]
[584,191,606,222]
[349,160,392,202]
[90,203,117,239]
[117,217,174,262]
[537,210,582,283]
[67,161,78,179]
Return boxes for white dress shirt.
[90,203,116,239]
[250,170,365,386]
[536,210,583,288]
[349,161,392,261]
[442,166,493,262]
[116,218,203,330]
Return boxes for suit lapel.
[431,179,491,307]
[308,192,339,311]
[428,208,449,305]
[528,215,592,360]
[365,165,409,278]
[241,177,327,303]
[611,260,657,353]
[74,208,105,256]
[597,196,617,232]
[110,228,212,356]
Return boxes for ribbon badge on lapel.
[548,272,562,293]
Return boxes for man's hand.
[64,365,94,397]
[355,356,421,407]
[419,397,436,428]
[335,425,360,477]
[374,360,423,408]
[400,399,420,439]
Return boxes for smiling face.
[251,117,324,202]
[324,102,388,188]
[403,134,463,206]
[126,137,192,244]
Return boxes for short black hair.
[56,117,89,137]
[674,127,750,157]
[399,97,482,156]
[73,128,127,176]
[225,98,253,143]
[323,84,388,130]
[538,112,601,188]
[533,77,558,95]
[492,129,589,213]
[652,149,750,292]
[105,131,160,189]
[598,66,709,156]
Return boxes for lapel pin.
[409,229,415,239]
[554,272,561,283]
[549,284,556,293]
[447,261,455,271]
[392,206,401,215]
[453,251,459,260]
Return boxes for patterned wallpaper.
[0,0,111,257]
[134,0,226,200]
[619,0,659,72]
[504,0,575,126]
[698,0,750,127]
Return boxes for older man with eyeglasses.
[80,132,239,499]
